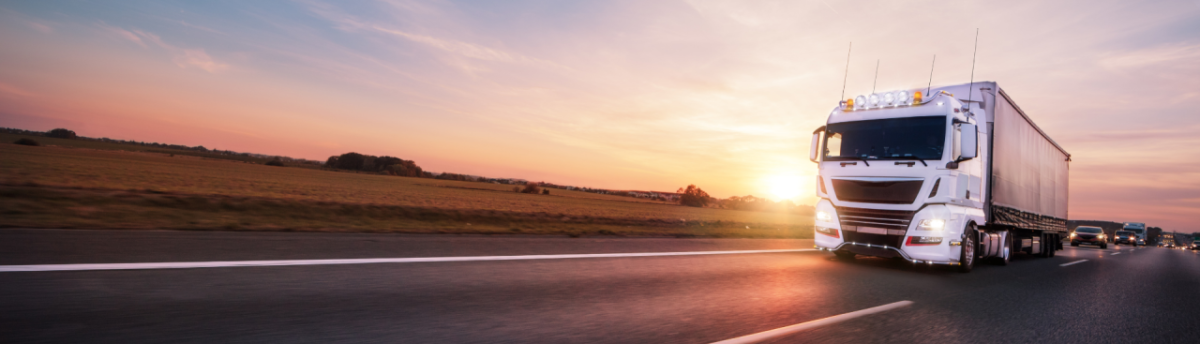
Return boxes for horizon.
[2,1,1199,229]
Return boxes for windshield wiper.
[913,158,927,166]
[859,158,870,166]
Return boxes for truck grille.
[837,207,916,231]
[837,207,916,248]
[832,179,924,204]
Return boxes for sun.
[765,174,804,201]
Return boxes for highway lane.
[2,229,1198,343]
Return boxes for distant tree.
[677,184,712,207]
[332,152,366,170]
[541,189,550,195]
[513,186,521,193]
[46,128,77,139]
[521,182,541,194]
[14,138,39,146]
[265,158,285,166]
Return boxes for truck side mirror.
[954,123,978,161]
[809,131,822,163]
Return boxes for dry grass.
[0,140,813,238]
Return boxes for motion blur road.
[2,229,1198,343]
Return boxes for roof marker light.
[898,90,910,104]
[913,91,922,103]
[868,94,880,108]
[883,92,895,106]
[855,95,867,110]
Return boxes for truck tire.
[1039,234,1052,258]
[958,225,977,273]
[997,230,1012,266]
[1049,235,1057,257]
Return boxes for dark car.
[1070,227,1107,249]
[1113,231,1137,245]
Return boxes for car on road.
[1113,231,1137,246]
[1163,241,1175,249]
[1070,227,1107,249]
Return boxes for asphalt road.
[2,229,1198,343]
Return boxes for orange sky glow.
[1,1,1198,230]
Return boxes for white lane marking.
[0,249,816,272]
[710,301,913,344]
[1111,252,1120,255]
[1060,259,1088,267]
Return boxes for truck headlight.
[918,219,945,231]
[816,211,832,222]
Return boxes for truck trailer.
[809,81,1070,273]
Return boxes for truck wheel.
[1071,242,1079,247]
[958,225,976,273]
[997,230,1011,266]
[1039,234,1052,258]
[1049,235,1057,257]
[834,251,855,260]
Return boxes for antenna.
[840,42,851,100]
[966,29,978,114]
[926,55,936,97]
[871,59,879,94]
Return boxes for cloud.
[373,26,516,62]
[1099,43,1200,70]
[172,49,228,73]
[0,82,36,97]
[97,25,229,72]
[97,22,146,47]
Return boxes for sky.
[1,0,1199,230]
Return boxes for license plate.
[858,227,887,235]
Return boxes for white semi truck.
[809,81,1070,273]
[1121,222,1146,246]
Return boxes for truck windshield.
[823,116,945,161]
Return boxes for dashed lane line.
[1060,259,1088,267]
[0,249,817,273]
[710,301,914,344]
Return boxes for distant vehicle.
[1069,226,1107,249]
[1113,231,1137,246]
[1161,232,1175,248]
[1192,233,1200,250]
[1122,222,1146,246]
[810,82,1070,273]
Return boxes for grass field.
[1,135,813,238]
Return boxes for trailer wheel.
[994,230,1012,266]
[958,225,976,273]
[1048,235,1057,257]
[1039,234,1052,258]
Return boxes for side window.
[825,132,842,157]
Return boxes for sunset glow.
[1,1,1198,229]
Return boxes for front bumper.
[1072,239,1103,245]
[815,242,964,266]
[813,201,966,265]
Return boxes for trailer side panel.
[989,89,1070,233]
